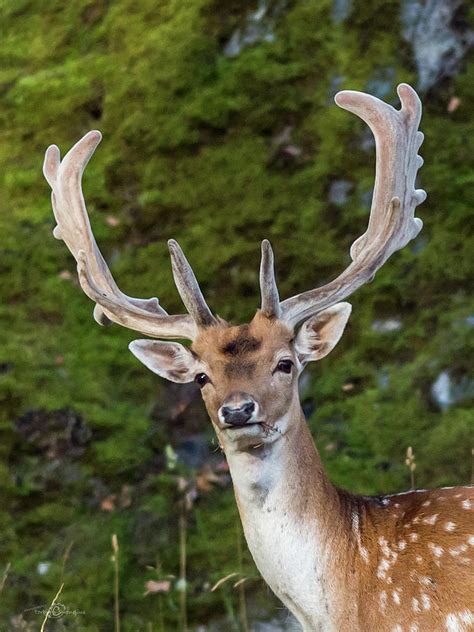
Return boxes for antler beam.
[279,83,426,327]
[259,239,281,318]
[43,131,215,340]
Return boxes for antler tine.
[259,239,280,318]
[167,239,217,327]
[43,131,197,340]
[280,83,426,327]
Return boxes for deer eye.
[276,359,293,374]
[194,373,209,387]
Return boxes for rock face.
[371,318,403,333]
[223,0,287,57]
[15,408,92,459]
[328,179,352,206]
[401,0,474,91]
[332,0,353,24]
[431,371,474,411]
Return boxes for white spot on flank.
[423,513,439,525]
[392,589,401,605]
[394,503,400,508]
[445,611,474,630]
[421,593,430,610]
[351,511,369,563]
[428,542,444,557]
[412,597,421,613]
[468,535,474,546]
[450,544,468,556]
[398,540,407,550]
[377,558,391,580]
[379,537,391,557]
[360,546,369,564]
[409,532,419,542]
[422,500,431,507]
[380,590,388,614]
[446,613,461,631]
[416,554,423,563]
[351,511,359,534]
[459,610,474,625]
[462,499,472,510]
[360,546,369,563]
[392,625,402,632]
[409,624,419,632]
[444,521,456,532]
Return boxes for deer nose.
[219,395,257,426]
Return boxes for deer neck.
[223,403,356,631]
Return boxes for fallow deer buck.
[44,84,473,631]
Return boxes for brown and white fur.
[130,309,474,632]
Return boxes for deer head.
[43,83,425,454]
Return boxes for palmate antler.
[43,131,217,340]
[260,83,426,326]
[44,83,425,339]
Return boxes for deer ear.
[129,340,201,383]
[295,302,352,365]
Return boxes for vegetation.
[0,0,472,628]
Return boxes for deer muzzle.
[218,393,259,427]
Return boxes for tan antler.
[259,239,280,318]
[279,83,426,327]
[43,131,216,340]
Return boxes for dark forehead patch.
[221,327,261,356]
[224,360,256,377]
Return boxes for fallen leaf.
[447,96,461,113]
[106,215,120,227]
[144,579,171,595]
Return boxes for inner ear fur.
[295,302,352,365]
[129,339,201,383]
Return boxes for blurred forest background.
[0,0,473,629]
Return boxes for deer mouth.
[222,421,282,450]
[225,420,262,428]
[224,420,280,437]
[223,421,263,435]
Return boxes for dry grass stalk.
[210,573,238,592]
[40,582,64,632]
[0,563,11,594]
[236,523,249,632]
[60,541,74,584]
[210,525,250,632]
[112,534,120,632]
[178,504,188,632]
[405,446,416,490]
